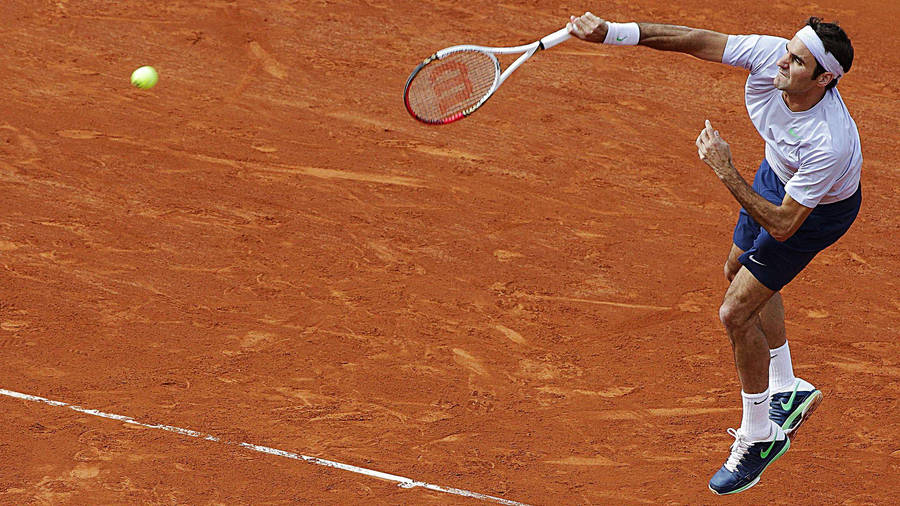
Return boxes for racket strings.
[406,50,498,123]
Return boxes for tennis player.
[567,13,860,494]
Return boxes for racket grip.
[539,28,572,50]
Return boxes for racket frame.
[404,28,571,125]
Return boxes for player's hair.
[806,17,853,90]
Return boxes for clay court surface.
[1,0,897,504]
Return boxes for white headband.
[795,25,845,79]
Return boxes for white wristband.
[603,22,640,46]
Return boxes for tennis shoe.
[769,378,822,438]
[708,421,790,495]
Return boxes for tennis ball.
[131,66,159,90]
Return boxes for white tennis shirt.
[722,34,862,207]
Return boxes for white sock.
[769,341,796,393]
[740,389,772,441]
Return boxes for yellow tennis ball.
[131,66,159,89]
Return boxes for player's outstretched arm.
[568,12,727,63]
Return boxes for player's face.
[773,36,819,93]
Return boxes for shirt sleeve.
[722,35,788,75]
[784,145,853,208]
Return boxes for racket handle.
[539,27,571,50]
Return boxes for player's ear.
[816,72,835,87]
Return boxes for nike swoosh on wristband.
[760,438,778,458]
[780,381,801,411]
[748,254,767,267]
[616,36,627,41]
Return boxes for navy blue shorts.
[732,159,861,291]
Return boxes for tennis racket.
[403,27,571,125]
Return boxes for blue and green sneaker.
[709,422,790,495]
[769,378,823,438]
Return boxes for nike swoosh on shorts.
[748,254,767,267]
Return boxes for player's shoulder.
[726,34,787,52]
[724,34,788,72]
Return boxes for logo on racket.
[429,61,474,115]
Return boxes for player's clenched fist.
[696,120,734,177]
[568,12,608,42]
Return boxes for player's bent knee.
[718,301,748,331]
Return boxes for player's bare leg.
[724,243,785,350]
[719,266,775,394]
[759,292,786,349]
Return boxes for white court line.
[0,388,528,505]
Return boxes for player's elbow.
[770,204,811,242]
[770,221,800,242]
[770,229,793,242]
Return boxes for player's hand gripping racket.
[403,27,571,125]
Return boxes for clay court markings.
[0,388,529,505]
[48,119,666,208]
[53,129,427,188]
[520,293,671,311]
